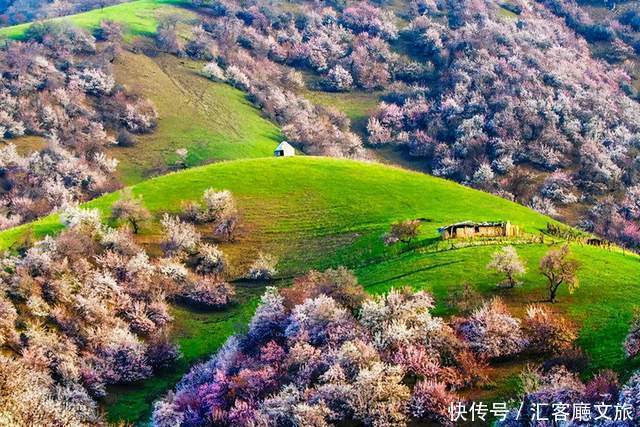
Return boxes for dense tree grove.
[0,205,240,424]
[153,269,587,426]
[359,0,640,248]
[0,22,157,228]
[0,209,174,424]
[181,0,414,157]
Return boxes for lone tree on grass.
[383,219,421,246]
[111,189,150,234]
[487,246,526,288]
[246,252,278,281]
[539,245,580,303]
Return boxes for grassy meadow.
[0,157,638,422]
[111,51,281,184]
[0,0,193,41]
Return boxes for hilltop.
[1,156,638,422]
[0,0,191,41]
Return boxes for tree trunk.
[548,283,559,303]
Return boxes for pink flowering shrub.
[408,380,457,426]
[0,213,180,424]
[154,272,515,426]
[455,297,526,359]
[522,304,577,354]
[625,309,640,359]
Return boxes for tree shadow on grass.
[362,260,463,288]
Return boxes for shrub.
[180,189,237,225]
[324,65,354,91]
[156,16,183,54]
[174,148,188,169]
[0,293,18,347]
[225,65,251,90]
[146,334,181,371]
[116,129,137,147]
[201,189,235,222]
[111,189,151,234]
[541,347,590,373]
[408,381,456,426]
[584,370,619,404]
[444,282,482,315]
[625,308,640,359]
[214,213,239,242]
[456,298,526,359]
[348,362,410,426]
[281,267,366,311]
[160,214,201,256]
[246,252,278,281]
[383,219,421,245]
[202,61,225,80]
[521,305,576,354]
[60,207,103,233]
[74,68,115,96]
[180,278,235,309]
[618,372,640,425]
[190,243,227,277]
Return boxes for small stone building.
[438,221,519,240]
[274,141,295,157]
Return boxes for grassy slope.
[0,0,191,41]
[0,157,638,422]
[0,0,282,185]
[301,88,382,135]
[111,51,281,184]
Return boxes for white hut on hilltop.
[274,141,295,157]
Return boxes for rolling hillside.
[0,0,191,41]
[0,1,639,423]
[0,0,283,185]
[1,156,638,423]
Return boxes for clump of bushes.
[0,208,183,424]
[522,304,577,354]
[153,267,588,426]
[455,297,526,360]
[246,252,278,281]
[181,188,240,242]
[0,22,157,228]
[179,278,236,309]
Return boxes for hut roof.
[437,221,507,233]
[275,141,294,151]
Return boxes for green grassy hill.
[1,156,638,423]
[0,0,191,41]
